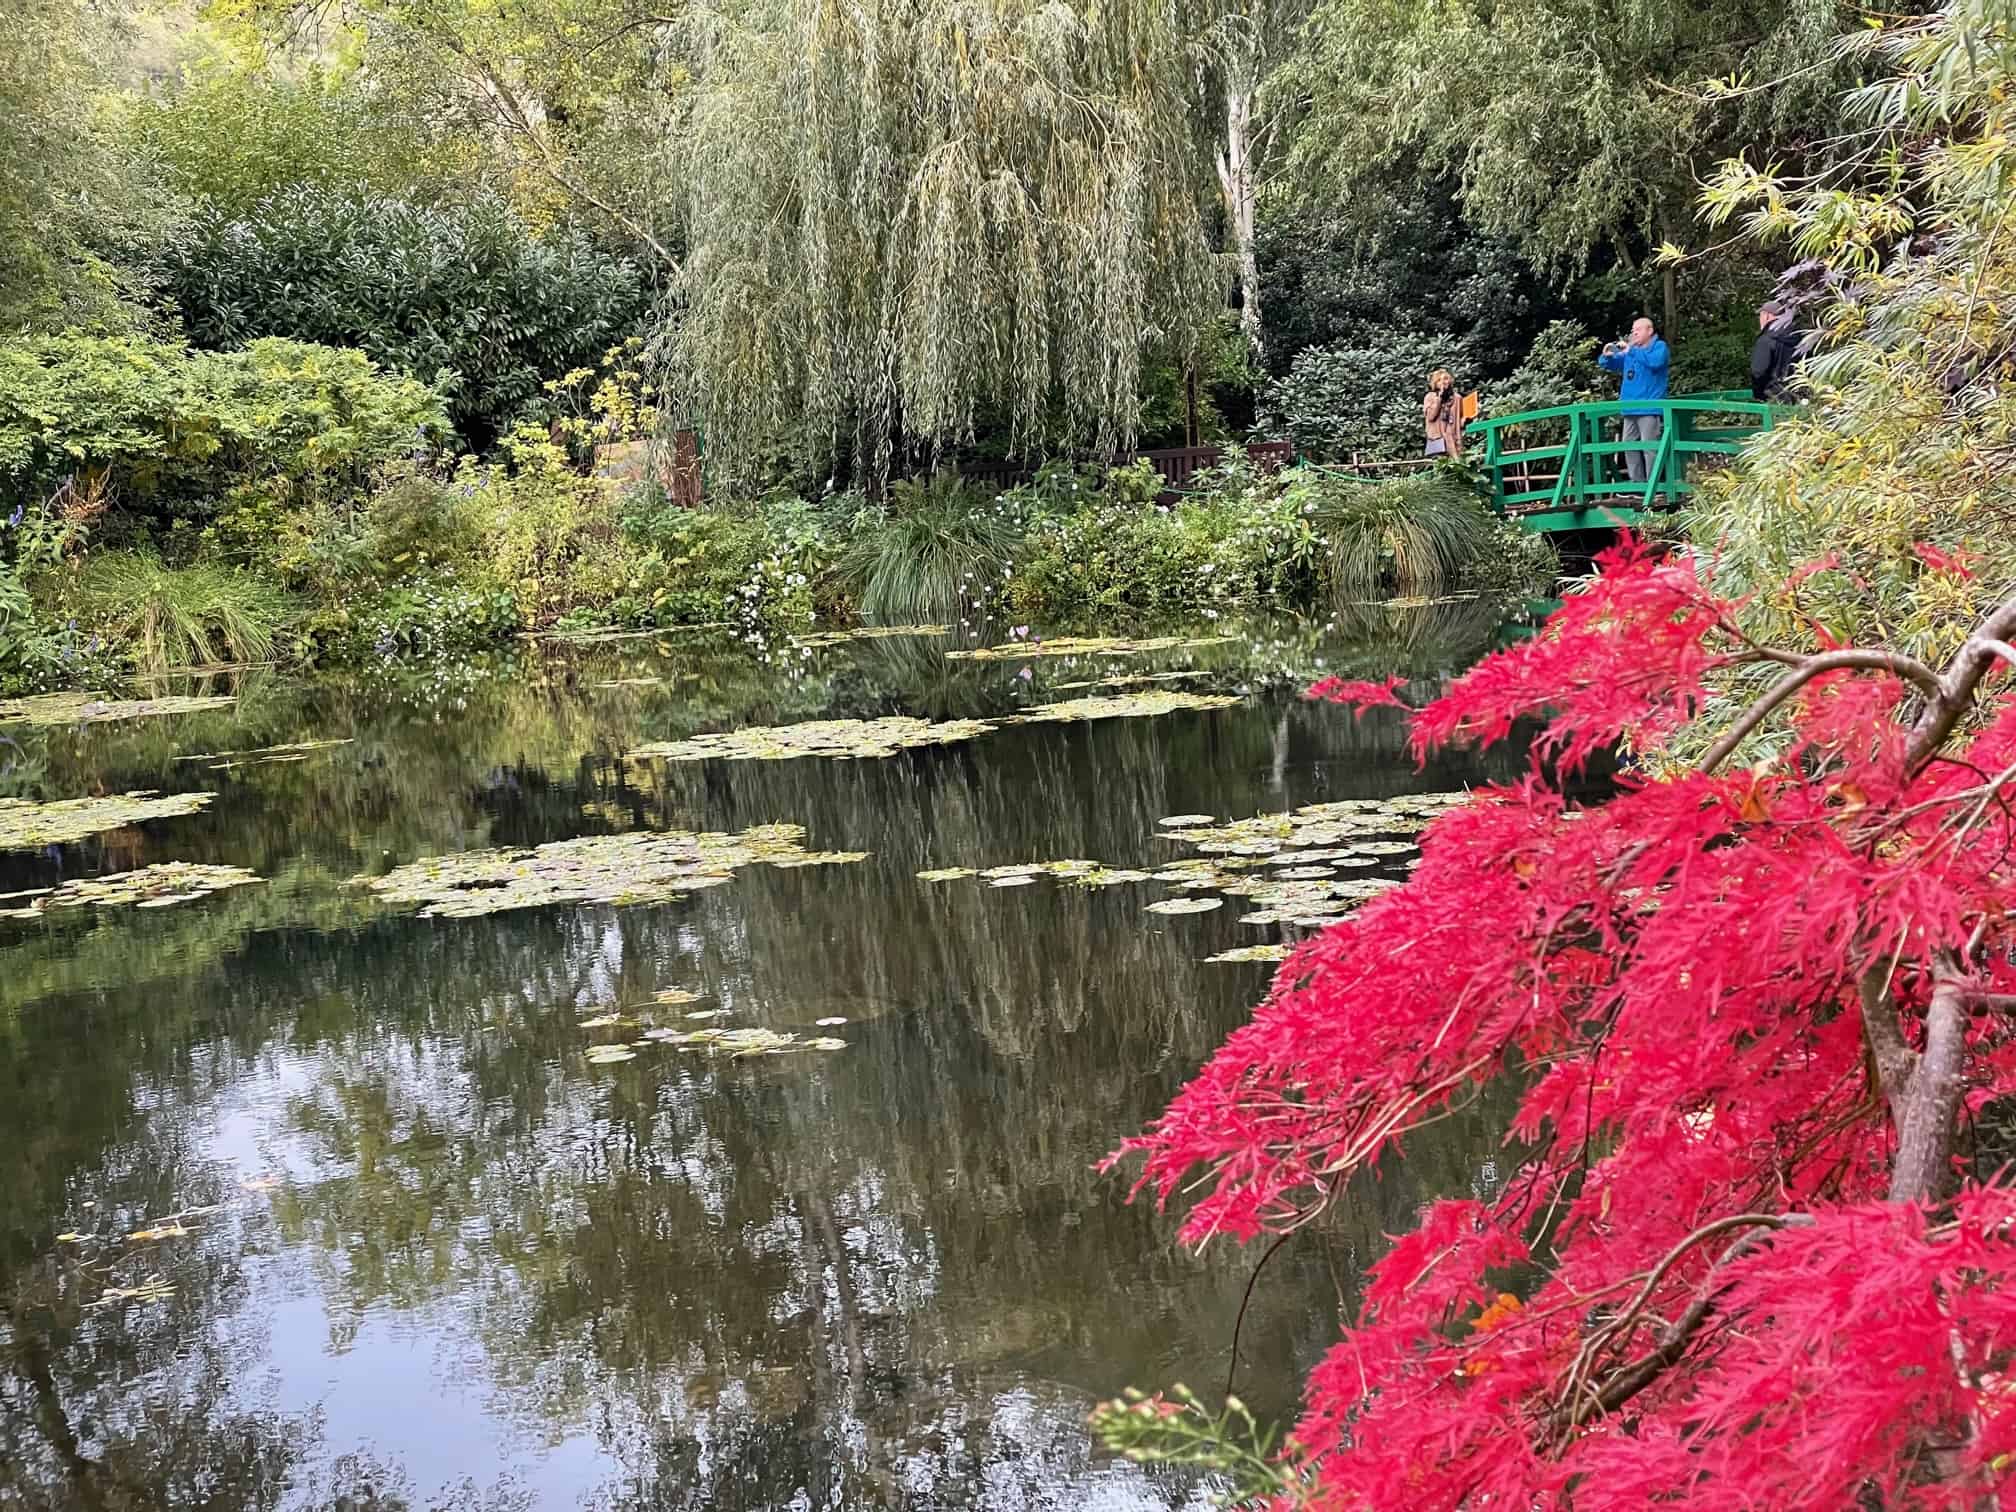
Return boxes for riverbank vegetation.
[0,0,1876,692]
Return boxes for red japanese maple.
[1114,540,2016,1507]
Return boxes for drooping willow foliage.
[667,0,1227,483]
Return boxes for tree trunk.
[1217,73,1264,365]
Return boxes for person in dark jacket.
[1750,301,1800,403]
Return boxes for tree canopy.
[664,0,1226,481]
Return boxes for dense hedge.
[155,187,650,450]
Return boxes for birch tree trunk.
[1216,68,1265,364]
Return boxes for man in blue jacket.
[1598,317,1671,492]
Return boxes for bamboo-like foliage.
[667,0,1226,482]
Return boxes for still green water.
[0,610,1524,1510]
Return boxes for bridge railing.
[1466,395,1781,530]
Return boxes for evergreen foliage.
[155,187,649,449]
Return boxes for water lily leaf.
[815,1016,848,1026]
[87,1277,176,1307]
[630,715,992,763]
[807,1037,848,1051]
[980,864,1045,879]
[0,692,235,727]
[127,1222,190,1243]
[176,739,351,765]
[1078,868,1153,885]
[355,825,867,918]
[916,867,977,882]
[1008,691,1241,724]
[989,875,1037,888]
[0,792,215,851]
[946,634,1233,661]
[577,1013,625,1029]
[1205,943,1295,964]
[1145,897,1224,915]
[1159,814,1216,826]
[790,625,950,647]
[685,1008,732,1020]
[1275,866,1336,880]
[584,1045,637,1064]
[0,862,259,920]
[654,988,703,1005]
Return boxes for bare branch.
[1700,649,1944,774]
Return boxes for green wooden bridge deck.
[1466,392,1782,533]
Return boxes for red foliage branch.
[1112,539,2016,1507]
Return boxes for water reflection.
[0,613,1532,1509]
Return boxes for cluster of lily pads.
[355,824,868,918]
[631,715,996,763]
[945,634,1232,662]
[577,987,848,1064]
[0,862,262,921]
[789,625,950,648]
[0,790,215,850]
[914,790,1467,942]
[175,738,352,771]
[0,691,236,726]
[626,690,1243,766]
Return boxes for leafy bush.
[835,474,1018,623]
[1258,331,1460,462]
[0,333,448,522]
[1001,468,1327,621]
[128,62,449,214]
[156,186,649,450]
[56,552,300,672]
[1482,320,1598,419]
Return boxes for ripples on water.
[0,611,1533,1510]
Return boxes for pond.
[0,605,1529,1511]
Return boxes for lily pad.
[1145,897,1224,915]
[790,625,950,647]
[585,1045,637,1064]
[1159,814,1216,826]
[0,790,213,851]
[990,875,1037,888]
[662,1026,847,1057]
[1205,943,1296,964]
[655,987,703,1005]
[815,1016,848,1026]
[355,824,867,918]
[0,862,260,920]
[946,634,1233,662]
[0,692,236,727]
[1009,691,1242,724]
[917,867,978,882]
[630,715,994,762]
[176,739,351,768]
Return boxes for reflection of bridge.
[1467,392,1783,533]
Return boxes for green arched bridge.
[1466,391,1783,532]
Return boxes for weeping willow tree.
[667,0,1227,484]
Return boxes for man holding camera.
[1598,318,1672,493]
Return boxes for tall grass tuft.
[836,473,1017,624]
[1311,472,1499,604]
[69,553,299,672]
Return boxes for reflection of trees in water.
[0,618,1538,1508]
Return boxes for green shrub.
[1258,331,1462,462]
[155,186,649,449]
[128,62,448,214]
[0,333,448,522]
[835,474,1017,623]
[57,552,300,672]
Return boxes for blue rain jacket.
[1598,338,1670,415]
